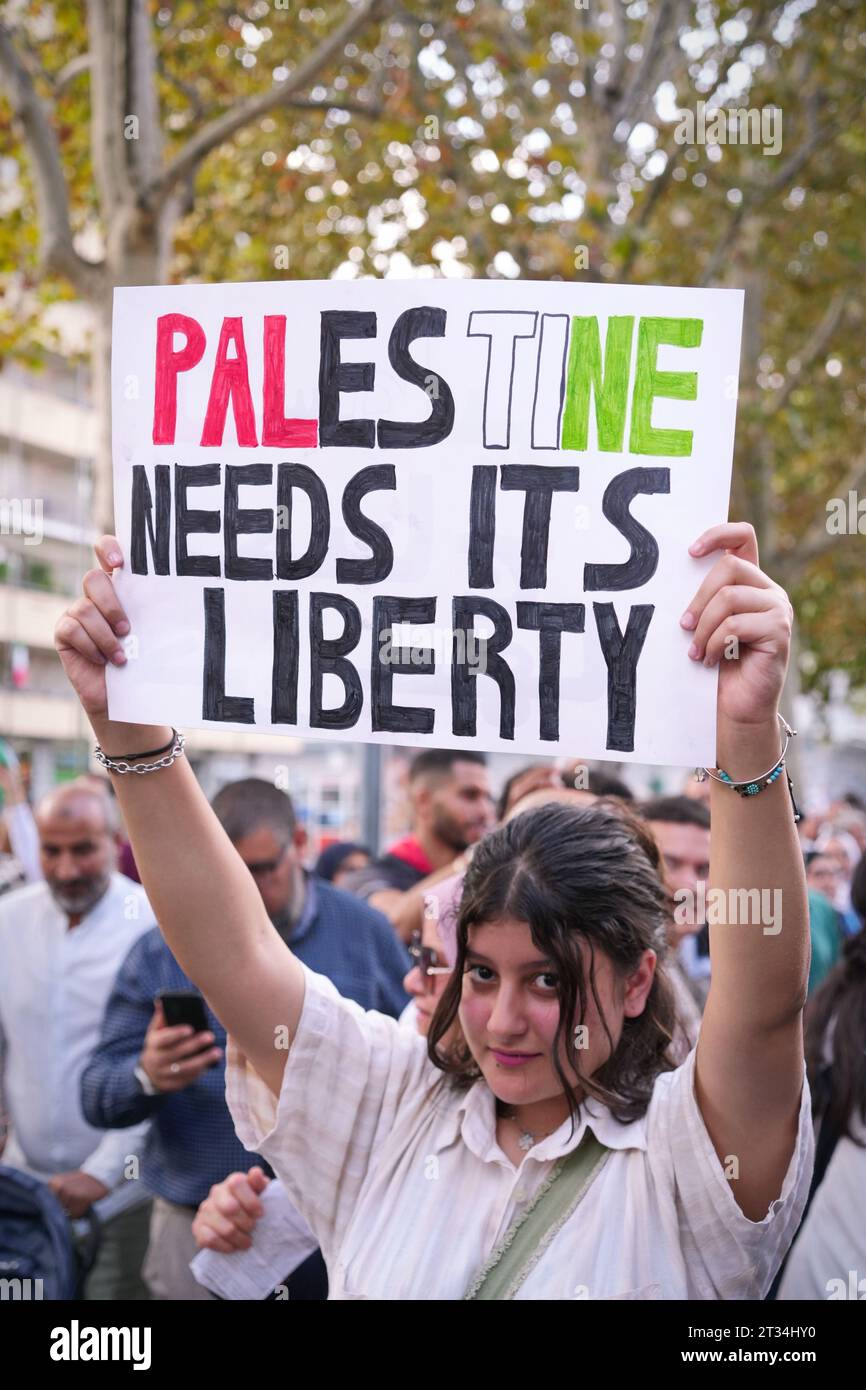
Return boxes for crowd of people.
[0,520,863,1300]
[2,742,863,1300]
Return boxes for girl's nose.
[404,965,423,998]
[487,987,526,1039]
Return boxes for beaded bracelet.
[694,713,802,821]
[717,761,786,798]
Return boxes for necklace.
[499,1106,563,1152]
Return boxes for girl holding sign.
[55,522,812,1299]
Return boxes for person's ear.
[292,824,308,854]
[413,782,432,821]
[622,949,657,1018]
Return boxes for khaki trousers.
[142,1195,218,1301]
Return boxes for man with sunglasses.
[81,778,410,1300]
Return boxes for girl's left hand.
[680,521,794,729]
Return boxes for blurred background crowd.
[0,745,864,1300]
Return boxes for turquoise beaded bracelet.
[717,761,785,797]
[695,714,801,821]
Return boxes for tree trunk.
[92,198,179,532]
[85,0,171,532]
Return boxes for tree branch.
[55,53,92,93]
[156,51,206,123]
[611,0,678,127]
[84,0,136,215]
[143,0,389,208]
[604,0,629,105]
[0,23,105,298]
[126,0,165,194]
[762,292,848,416]
[284,94,384,119]
[785,450,866,571]
[699,202,746,287]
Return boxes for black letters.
[371,596,436,734]
[202,587,255,722]
[130,464,170,575]
[583,467,670,591]
[309,592,363,729]
[176,463,221,577]
[271,590,299,724]
[452,596,515,740]
[500,465,580,589]
[468,465,497,589]
[318,310,376,448]
[377,307,455,448]
[516,602,585,740]
[593,601,654,752]
[276,463,330,581]
[337,465,396,584]
[225,464,273,580]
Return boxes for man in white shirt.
[0,781,154,1298]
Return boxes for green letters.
[629,316,703,457]
[561,316,634,452]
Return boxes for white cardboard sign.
[107,279,743,766]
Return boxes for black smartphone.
[157,989,209,1034]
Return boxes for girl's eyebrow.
[465,950,555,970]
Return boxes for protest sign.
[107,279,743,765]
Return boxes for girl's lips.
[490,1049,540,1067]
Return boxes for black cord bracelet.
[105,728,177,761]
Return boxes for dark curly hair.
[426,799,678,1130]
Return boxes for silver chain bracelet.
[94,730,186,775]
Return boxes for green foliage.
[1,0,864,693]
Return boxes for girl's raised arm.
[54,536,304,1097]
[681,522,810,1221]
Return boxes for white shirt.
[226,963,814,1301]
[398,999,418,1031]
[0,874,153,1200]
[3,801,42,883]
[666,957,704,1065]
[777,1010,865,1301]
[777,1119,866,1300]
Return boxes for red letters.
[152,314,206,445]
[262,315,318,448]
[200,317,258,447]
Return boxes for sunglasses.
[408,929,452,989]
[245,843,291,880]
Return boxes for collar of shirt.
[429,1074,649,1165]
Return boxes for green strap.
[464,1129,610,1301]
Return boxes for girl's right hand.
[54,535,130,720]
[192,1166,270,1254]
